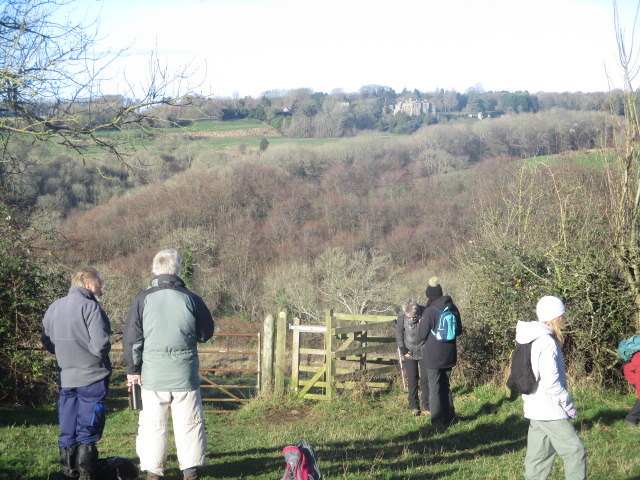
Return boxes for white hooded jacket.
[515,320,575,421]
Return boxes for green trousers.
[524,419,586,480]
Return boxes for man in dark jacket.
[396,298,429,415]
[42,267,112,480]
[124,249,214,480]
[418,276,462,426]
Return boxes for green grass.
[43,117,349,155]
[182,118,267,132]
[1,382,638,479]
[522,150,613,168]
[266,137,343,147]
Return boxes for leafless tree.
[607,0,640,329]
[0,0,201,176]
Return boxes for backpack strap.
[429,306,443,337]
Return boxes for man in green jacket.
[123,249,215,480]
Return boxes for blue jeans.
[58,378,109,447]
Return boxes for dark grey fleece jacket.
[41,286,112,388]
[396,304,425,359]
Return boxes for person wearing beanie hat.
[425,277,443,301]
[536,295,566,323]
[418,276,462,427]
[514,296,586,480]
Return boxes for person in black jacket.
[396,298,429,416]
[418,276,462,426]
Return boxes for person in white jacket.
[515,296,586,480]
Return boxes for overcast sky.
[73,0,638,98]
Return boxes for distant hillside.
[55,108,612,322]
[48,105,631,387]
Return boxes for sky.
[68,0,639,98]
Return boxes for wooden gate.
[199,332,261,413]
[289,310,398,400]
[104,331,261,413]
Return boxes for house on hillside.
[393,99,436,116]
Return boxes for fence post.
[261,314,275,391]
[325,309,334,400]
[274,310,287,395]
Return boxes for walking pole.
[397,347,407,392]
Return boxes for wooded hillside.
[36,106,628,390]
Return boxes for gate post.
[274,311,288,395]
[324,309,335,400]
[291,317,301,391]
[261,314,275,391]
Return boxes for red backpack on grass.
[281,440,322,480]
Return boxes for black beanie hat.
[425,276,443,300]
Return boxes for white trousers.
[136,389,207,475]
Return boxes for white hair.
[152,249,183,276]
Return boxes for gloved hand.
[126,374,142,392]
[564,403,578,419]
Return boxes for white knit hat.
[536,296,566,323]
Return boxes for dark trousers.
[58,378,109,447]
[626,398,640,425]
[425,367,454,425]
[404,358,429,411]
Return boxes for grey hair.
[152,249,183,276]
[402,298,419,316]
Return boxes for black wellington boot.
[76,443,98,480]
[59,445,79,479]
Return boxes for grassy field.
[180,118,267,132]
[522,149,612,168]
[1,381,638,480]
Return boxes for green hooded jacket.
[123,275,214,391]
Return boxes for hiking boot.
[411,408,420,416]
[183,466,199,480]
[421,410,431,416]
[625,419,638,427]
[76,443,98,480]
[59,445,79,479]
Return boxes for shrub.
[457,161,634,387]
[0,199,66,405]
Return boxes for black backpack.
[94,457,138,480]
[506,341,538,395]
